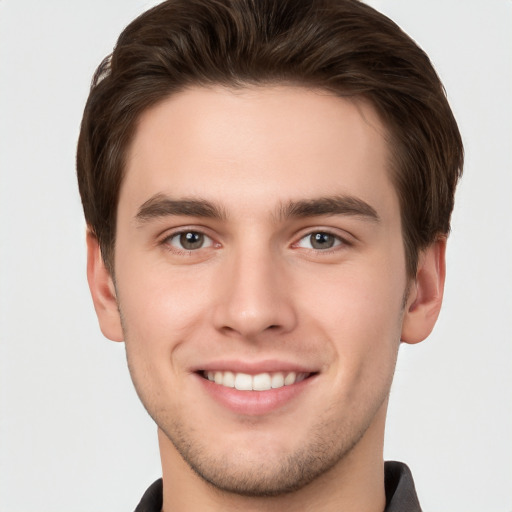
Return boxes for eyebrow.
[135,193,379,225]
[278,195,380,222]
[135,194,227,223]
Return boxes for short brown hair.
[77,0,463,277]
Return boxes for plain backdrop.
[0,1,511,511]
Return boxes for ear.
[401,237,446,344]
[86,229,124,342]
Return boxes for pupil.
[180,232,203,250]
[311,232,334,249]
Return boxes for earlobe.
[86,229,124,342]
[401,238,446,344]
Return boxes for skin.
[87,86,446,512]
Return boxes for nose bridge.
[213,236,296,338]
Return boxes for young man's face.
[89,86,440,496]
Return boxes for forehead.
[121,85,396,220]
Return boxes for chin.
[160,412,368,497]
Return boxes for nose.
[212,247,298,340]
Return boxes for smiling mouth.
[201,370,313,391]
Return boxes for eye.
[296,231,343,250]
[165,231,214,251]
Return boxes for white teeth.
[234,373,253,390]
[223,371,235,388]
[253,373,272,391]
[271,373,284,388]
[204,370,309,390]
[284,372,296,386]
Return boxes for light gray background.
[0,1,511,511]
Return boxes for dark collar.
[134,478,163,512]
[135,461,421,512]
[384,461,422,511]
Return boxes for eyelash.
[159,228,351,255]
[293,230,351,253]
[161,229,216,254]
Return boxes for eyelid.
[159,226,220,253]
[291,228,354,251]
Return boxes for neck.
[158,406,387,512]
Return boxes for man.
[76,0,463,510]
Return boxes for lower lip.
[195,374,316,416]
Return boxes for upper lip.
[192,359,319,375]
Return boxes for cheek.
[117,269,210,409]
[115,262,216,387]
[117,255,209,329]
[300,260,405,374]
[304,259,405,329]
